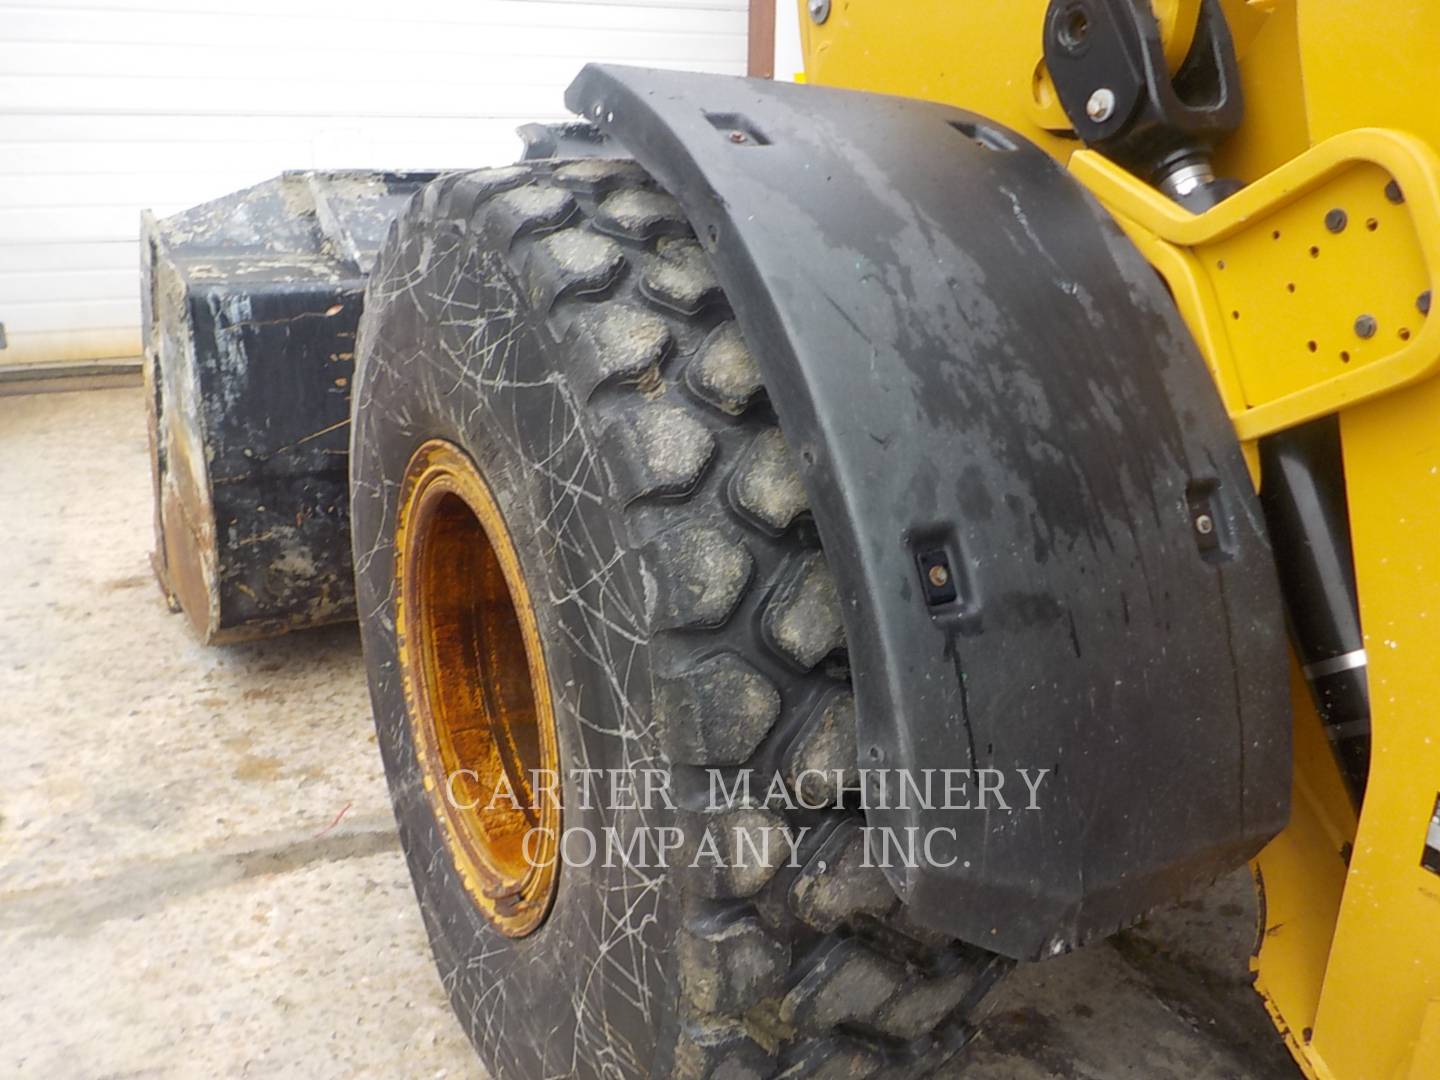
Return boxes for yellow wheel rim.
[395,439,560,937]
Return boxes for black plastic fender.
[566,65,1291,960]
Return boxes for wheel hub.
[395,439,560,937]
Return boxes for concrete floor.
[0,386,1300,1080]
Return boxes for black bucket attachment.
[142,170,434,643]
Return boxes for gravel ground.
[0,385,1299,1080]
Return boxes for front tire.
[350,157,1007,1079]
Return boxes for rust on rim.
[395,439,560,937]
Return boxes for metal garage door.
[0,0,748,369]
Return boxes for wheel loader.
[140,1,1440,1076]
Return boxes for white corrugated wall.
[0,0,749,367]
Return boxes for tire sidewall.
[351,210,679,1080]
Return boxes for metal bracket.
[1043,0,1243,207]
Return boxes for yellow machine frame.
[799,2,1440,1076]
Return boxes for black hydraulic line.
[1259,418,1371,802]
[1042,0,1244,209]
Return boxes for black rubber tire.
[350,157,1009,1080]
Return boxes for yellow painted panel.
[1252,662,1356,1080]
[1304,382,1440,1080]
[1070,129,1440,441]
[799,0,1075,158]
[1410,1003,1440,1080]
[1296,4,1440,150]
[1212,0,1310,182]
[1204,162,1427,405]
[801,0,1307,187]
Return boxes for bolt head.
[1386,179,1405,204]
[1419,290,1432,316]
[1085,88,1115,123]
[1194,514,1215,536]
[728,130,747,144]
[927,564,951,589]
[1354,314,1378,339]
[807,0,830,24]
[1325,208,1348,233]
